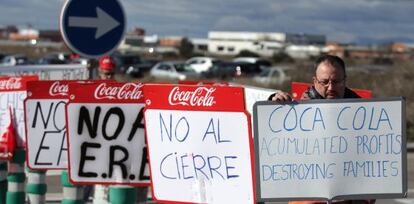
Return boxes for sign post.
[60,0,126,58]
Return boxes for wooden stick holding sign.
[143,84,256,204]
[253,98,406,202]
[65,82,150,186]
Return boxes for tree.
[236,50,260,58]
[179,37,194,58]
[272,52,294,63]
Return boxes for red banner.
[68,82,145,103]
[0,75,38,92]
[143,84,245,112]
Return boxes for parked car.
[112,54,142,74]
[202,61,263,79]
[233,57,272,68]
[70,57,89,65]
[186,57,220,73]
[2,54,29,66]
[150,61,198,80]
[253,67,291,86]
[125,59,161,77]
[37,52,70,65]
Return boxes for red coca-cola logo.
[94,83,143,100]
[0,78,22,90]
[49,81,69,96]
[168,86,216,106]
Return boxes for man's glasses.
[315,77,345,87]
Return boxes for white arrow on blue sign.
[60,0,126,58]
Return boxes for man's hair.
[313,55,346,78]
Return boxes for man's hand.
[270,91,293,102]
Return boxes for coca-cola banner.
[0,75,38,148]
[143,84,245,111]
[143,84,255,203]
[24,80,111,170]
[65,82,149,185]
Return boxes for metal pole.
[0,161,7,204]
[61,170,84,204]
[26,168,47,204]
[109,185,137,204]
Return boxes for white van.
[186,57,219,73]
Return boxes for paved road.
[42,153,414,203]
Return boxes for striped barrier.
[26,168,47,204]
[93,185,109,204]
[61,170,84,204]
[109,186,137,204]
[6,149,26,204]
[0,161,7,204]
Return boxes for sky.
[0,0,413,44]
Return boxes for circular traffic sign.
[60,0,126,58]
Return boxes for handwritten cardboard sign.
[24,80,106,170]
[0,75,38,148]
[65,82,149,185]
[143,84,255,203]
[253,98,406,202]
[243,85,278,116]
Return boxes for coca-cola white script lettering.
[94,83,143,100]
[49,81,69,96]
[0,78,22,90]
[168,86,216,106]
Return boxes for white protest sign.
[25,80,87,169]
[0,76,38,147]
[239,84,277,116]
[253,98,406,202]
[144,85,255,204]
[66,82,149,185]
[0,64,88,80]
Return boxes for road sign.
[60,0,126,58]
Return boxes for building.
[323,42,345,58]
[9,27,39,41]
[208,31,285,57]
[0,25,18,39]
[207,31,326,57]
[159,36,182,47]
[285,33,326,45]
[190,38,208,55]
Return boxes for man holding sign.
[270,55,359,101]
[268,55,376,204]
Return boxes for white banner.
[0,64,88,80]
[0,91,27,147]
[25,99,68,169]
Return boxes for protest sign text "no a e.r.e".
[66,82,149,185]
